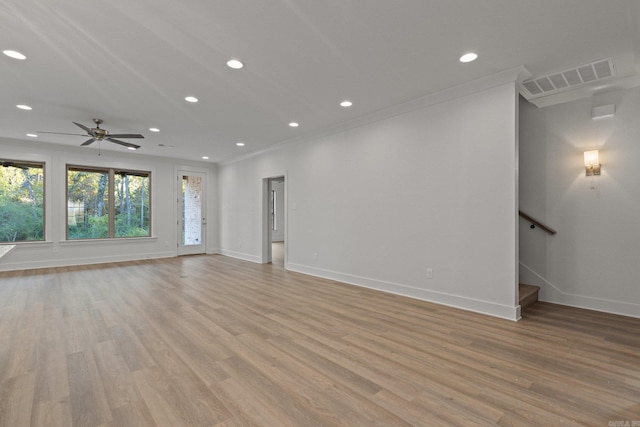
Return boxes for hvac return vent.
[520,57,615,98]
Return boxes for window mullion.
[108,169,115,238]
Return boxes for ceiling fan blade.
[106,138,140,149]
[36,131,89,136]
[73,121,95,136]
[81,138,96,146]
[108,133,145,139]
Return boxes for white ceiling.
[2,0,640,163]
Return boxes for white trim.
[520,262,640,319]
[218,249,262,263]
[288,262,520,321]
[0,251,175,272]
[60,236,158,246]
[221,66,531,167]
[0,240,53,247]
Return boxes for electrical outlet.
[426,268,433,279]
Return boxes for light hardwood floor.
[0,255,639,426]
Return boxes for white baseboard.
[519,262,640,319]
[288,262,520,321]
[217,249,262,263]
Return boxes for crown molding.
[220,66,530,167]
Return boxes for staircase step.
[519,284,540,311]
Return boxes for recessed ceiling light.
[149,127,160,132]
[236,142,245,147]
[202,156,209,160]
[16,104,32,110]
[185,96,198,103]
[459,52,478,63]
[26,133,38,137]
[227,59,244,69]
[289,122,299,128]
[127,147,137,151]
[340,100,353,107]
[3,50,26,60]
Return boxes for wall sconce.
[584,150,601,176]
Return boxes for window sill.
[0,244,16,258]
[60,236,158,246]
[1,240,50,247]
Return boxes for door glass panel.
[181,175,202,246]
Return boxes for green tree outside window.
[0,160,45,242]
[67,166,150,239]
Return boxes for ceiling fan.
[39,118,144,150]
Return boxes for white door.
[178,171,206,255]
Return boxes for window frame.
[66,164,152,240]
[0,159,46,243]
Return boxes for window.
[67,166,150,239]
[0,160,45,242]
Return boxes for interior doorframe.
[261,171,287,266]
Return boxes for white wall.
[0,138,217,271]
[519,88,640,318]
[219,72,521,320]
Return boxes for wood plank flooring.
[0,255,639,426]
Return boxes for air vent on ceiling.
[520,57,615,98]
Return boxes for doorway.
[262,175,286,266]
[270,177,285,265]
[178,171,206,255]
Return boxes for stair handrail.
[519,210,557,235]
